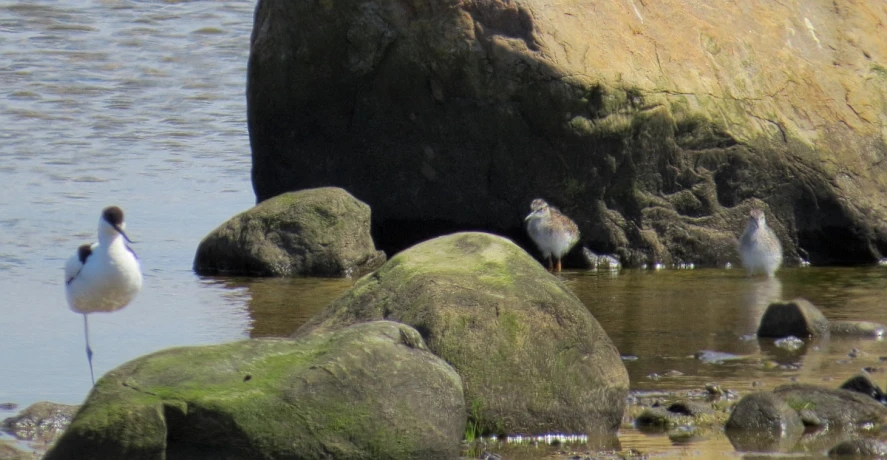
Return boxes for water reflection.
[565,268,887,394]
[739,277,782,332]
[212,277,354,338]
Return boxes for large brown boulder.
[247,0,887,267]
[296,232,629,435]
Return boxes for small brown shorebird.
[525,198,580,272]
[739,208,783,277]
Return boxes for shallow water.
[3,1,887,459]
[0,0,256,413]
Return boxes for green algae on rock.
[296,232,630,435]
[193,187,386,277]
[44,321,465,460]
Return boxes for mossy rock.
[773,384,887,429]
[44,321,465,460]
[297,232,629,435]
[193,187,386,277]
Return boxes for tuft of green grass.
[464,399,483,442]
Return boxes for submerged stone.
[840,374,886,403]
[828,438,887,457]
[725,392,804,452]
[829,321,887,338]
[757,298,829,338]
[773,384,887,428]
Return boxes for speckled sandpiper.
[738,208,783,278]
[525,198,580,272]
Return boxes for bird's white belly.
[527,220,576,258]
[526,220,554,257]
[67,254,142,314]
[739,238,782,276]
[547,232,577,258]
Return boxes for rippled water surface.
[4,1,887,459]
[0,0,256,409]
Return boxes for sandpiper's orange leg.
[556,258,562,272]
[547,256,553,271]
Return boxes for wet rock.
[725,392,804,434]
[193,187,386,277]
[828,439,887,457]
[635,400,716,431]
[45,321,465,460]
[704,383,723,395]
[667,401,715,418]
[839,375,886,403]
[296,232,629,435]
[725,392,804,452]
[829,321,887,338]
[634,407,672,430]
[1,401,77,443]
[798,409,826,428]
[757,298,829,338]
[581,247,621,270]
[773,384,887,428]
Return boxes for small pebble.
[705,383,723,395]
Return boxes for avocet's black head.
[101,206,133,243]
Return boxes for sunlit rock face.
[247,0,887,267]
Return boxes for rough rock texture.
[194,187,386,277]
[44,321,465,460]
[725,392,804,434]
[830,320,887,337]
[840,374,886,403]
[773,384,887,428]
[296,232,629,435]
[635,401,716,430]
[1,401,77,443]
[757,298,830,338]
[829,439,887,457]
[247,0,887,267]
